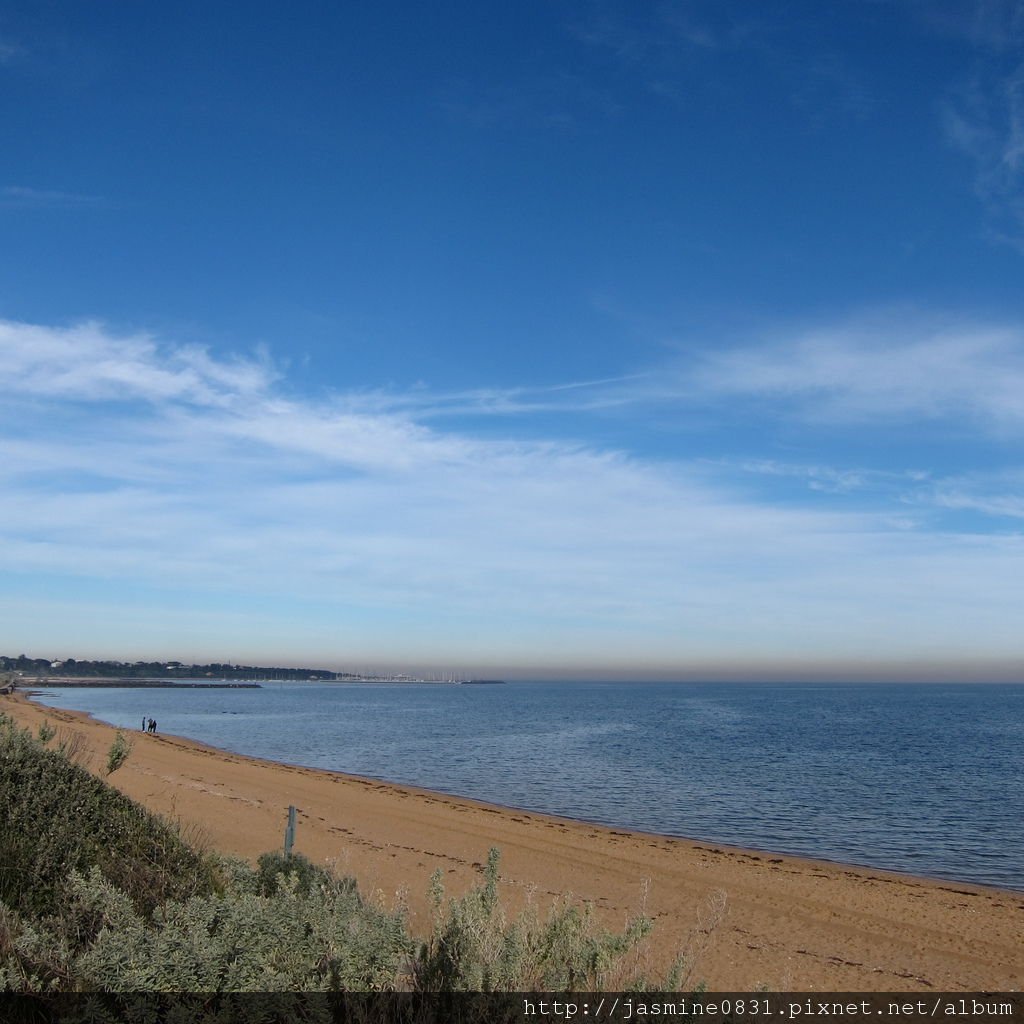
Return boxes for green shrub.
[256,850,351,898]
[105,731,132,775]
[414,848,672,992]
[36,720,55,744]
[0,713,216,919]
[88,867,409,992]
[1,864,411,994]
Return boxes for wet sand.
[4,692,1021,991]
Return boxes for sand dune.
[4,692,1021,991]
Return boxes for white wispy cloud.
[916,468,1024,519]
[0,320,274,405]
[934,489,1024,518]
[2,317,1023,673]
[0,38,22,64]
[570,2,873,125]
[1,186,108,209]
[730,458,1024,526]
[943,68,1024,221]
[338,374,648,421]
[915,0,1024,53]
[346,313,1024,437]
[724,459,923,496]
[671,313,1024,431]
[937,0,1024,244]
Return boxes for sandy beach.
[4,691,1021,991]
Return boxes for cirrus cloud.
[2,316,1024,677]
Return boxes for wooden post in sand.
[284,805,297,858]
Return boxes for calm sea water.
[33,681,1024,891]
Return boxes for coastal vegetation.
[104,731,132,776]
[0,653,491,685]
[0,653,342,682]
[0,712,680,994]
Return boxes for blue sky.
[2,1,1024,679]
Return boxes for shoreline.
[25,685,1022,897]
[4,691,1022,991]
[31,690,1017,898]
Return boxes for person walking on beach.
[142,717,147,731]
[150,718,157,734]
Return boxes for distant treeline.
[0,654,349,681]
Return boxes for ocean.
[32,680,1024,891]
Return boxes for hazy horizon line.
[7,649,1021,685]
